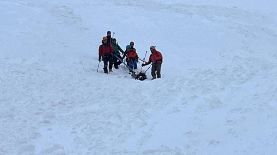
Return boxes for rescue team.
[98,31,163,80]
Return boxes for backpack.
[135,72,147,81]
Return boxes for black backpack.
[135,72,147,81]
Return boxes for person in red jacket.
[99,37,114,73]
[124,41,138,73]
[142,46,163,79]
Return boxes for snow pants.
[112,54,122,69]
[128,58,137,71]
[103,54,113,73]
[151,63,162,79]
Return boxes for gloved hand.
[98,56,101,62]
[142,64,145,67]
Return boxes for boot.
[104,68,108,74]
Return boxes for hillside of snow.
[1,0,277,154]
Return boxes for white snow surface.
[1,0,277,154]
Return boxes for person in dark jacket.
[106,31,112,45]
[111,38,124,69]
[142,46,163,79]
[99,37,114,73]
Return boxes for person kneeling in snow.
[99,37,114,73]
[142,46,163,80]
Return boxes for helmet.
[150,46,156,50]
[130,41,134,46]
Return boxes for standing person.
[142,46,163,80]
[111,38,124,69]
[121,44,131,70]
[99,37,114,73]
[124,41,138,73]
[106,31,112,45]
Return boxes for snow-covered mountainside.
[1,0,277,154]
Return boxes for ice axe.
[112,32,115,39]
[139,51,148,71]
[97,61,100,72]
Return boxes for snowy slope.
[1,0,277,154]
